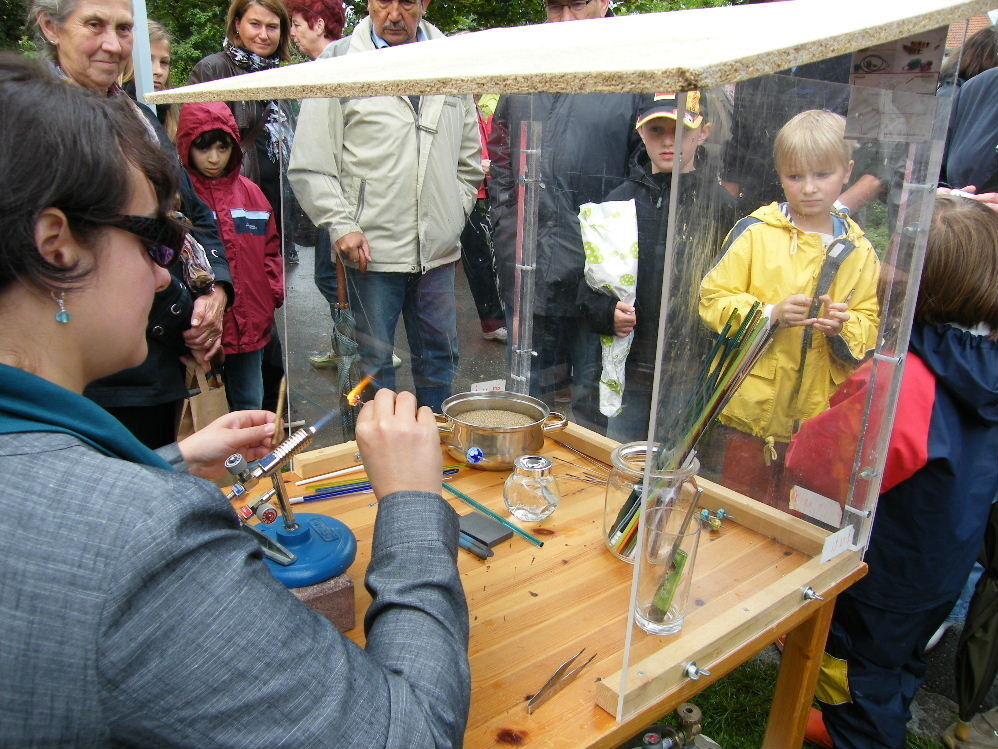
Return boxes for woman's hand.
[613,301,636,337]
[938,185,998,213]
[355,389,442,498]
[184,285,227,367]
[179,410,276,480]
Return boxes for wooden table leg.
[762,596,836,749]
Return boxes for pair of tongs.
[526,648,597,714]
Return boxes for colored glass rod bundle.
[607,304,774,558]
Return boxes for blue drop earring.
[52,291,71,324]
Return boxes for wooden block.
[550,422,618,465]
[291,440,361,479]
[695,476,828,557]
[290,574,355,632]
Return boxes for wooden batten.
[594,549,864,715]
[291,439,360,478]
[148,0,991,104]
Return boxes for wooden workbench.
[248,423,864,748]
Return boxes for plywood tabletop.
[244,435,857,748]
[149,0,992,103]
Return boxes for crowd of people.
[1,0,998,746]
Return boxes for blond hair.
[774,109,854,174]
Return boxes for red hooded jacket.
[177,102,283,355]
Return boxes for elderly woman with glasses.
[0,52,469,747]
[29,0,234,448]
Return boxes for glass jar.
[503,455,561,521]
[603,442,699,563]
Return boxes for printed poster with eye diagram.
[847,26,947,142]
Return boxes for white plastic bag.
[578,199,639,417]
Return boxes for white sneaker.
[483,327,508,343]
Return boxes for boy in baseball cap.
[577,91,736,441]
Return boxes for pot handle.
[434,412,453,436]
[542,411,569,432]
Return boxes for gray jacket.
[0,432,469,747]
[289,17,483,274]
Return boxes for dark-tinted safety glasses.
[104,212,189,268]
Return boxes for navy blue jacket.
[944,66,998,194]
[790,323,998,612]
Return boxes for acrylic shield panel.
[148,0,985,726]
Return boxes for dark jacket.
[487,92,642,317]
[178,102,283,355]
[944,66,998,193]
[577,146,736,392]
[788,323,998,612]
[85,105,232,408]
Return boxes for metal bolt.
[803,586,825,602]
[684,662,711,680]
[677,702,702,727]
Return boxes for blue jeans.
[313,230,338,306]
[224,348,265,412]
[506,312,605,434]
[345,262,459,412]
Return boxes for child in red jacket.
[177,102,284,411]
[787,194,998,748]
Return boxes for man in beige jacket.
[289,0,483,410]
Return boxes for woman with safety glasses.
[0,54,470,745]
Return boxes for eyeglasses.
[104,212,188,268]
[545,0,595,17]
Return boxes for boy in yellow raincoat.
[699,110,881,509]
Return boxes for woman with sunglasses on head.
[0,53,470,747]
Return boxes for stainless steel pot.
[435,391,568,471]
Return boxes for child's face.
[191,141,233,179]
[638,117,710,175]
[778,158,854,225]
[150,39,171,91]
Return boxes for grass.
[614,655,946,748]
[855,200,891,258]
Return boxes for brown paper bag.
[177,365,229,440]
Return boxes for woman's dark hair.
[941,25,998,83]
[0,53,178,292]
[286,0,345,42]
[192,129,238,152]
[918,194,998,335]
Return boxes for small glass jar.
[503,455,561,522]
[604,442,699,564]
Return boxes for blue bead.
[55,310,71,324]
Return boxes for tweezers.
[526,648,597,714]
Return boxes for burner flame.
[346,374,375,407]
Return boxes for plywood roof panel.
[148,0,994,104]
